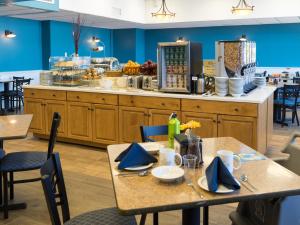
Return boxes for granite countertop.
[23,85,277,104]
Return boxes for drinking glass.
[183,154,197,183]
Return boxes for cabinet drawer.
[181,99,258,117]
[67,92,118,105]
[24,89,66,100]
[119,95,180,110]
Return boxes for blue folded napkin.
[115,143,158,170]
[205,157,240,192]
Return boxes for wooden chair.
[0,112,61,218]
[41,153,137,225]
[229,132,300,225]
[274,84,300,126]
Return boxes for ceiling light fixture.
[151,0,175,19]
[239,34,247,41]
[4,30,16,38]
[232,0,254,15]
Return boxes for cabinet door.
[148,109,180,141]
[93,104,119,145]
[24,98,45,134]
[119,106,148,143]
[218,115,257,148]
[67,102,92,141]
[182,112,218,138]
[45,100,68,137]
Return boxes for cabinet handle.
[52,94,56,97]
[102,98,105,101]
[31,93,35,95]
[130,100,134,104]
[196,105,200,109]
[161,103,166,106]
[234,108,239,112]
[76,96,80,99]
[213,120,217,123]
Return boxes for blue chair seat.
[274,98,296,107]
[1,152,47,172]
[65,208,137,225]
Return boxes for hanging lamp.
[232,0,254,15]
[151,0,175,18]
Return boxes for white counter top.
[24,85,276,104]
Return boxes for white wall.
[59,0,146,23]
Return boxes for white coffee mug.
[217,150,241,174]
[159,148,182,166]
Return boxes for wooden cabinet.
[182,112,218,138]
[45,100,67,137]
[24,98,45,134]
[67,102,92,141]
[93,104,119,145]
[217,115,257,148]
[119,106,148,143]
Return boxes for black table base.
[0,203,27,212]
[182,207,201,225]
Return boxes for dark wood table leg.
[182,207,200,225]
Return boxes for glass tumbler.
[183,154,197,183]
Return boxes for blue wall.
[0,16,43,72]
[49,21,112,58]
[145,24,300,67]
[2,16,300,72]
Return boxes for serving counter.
[23,85,276,154]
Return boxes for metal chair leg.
[9,172,14,200]
[139,214,147,225]
[203,206,209,225]
[3,172,8,219]
[153,212,158,225]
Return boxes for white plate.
[151,166,184,182]
[139,142,164,155]
[124,163,154,171]
[197,176,240,194]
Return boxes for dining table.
[107,137,300,225]
[0,114,33,212]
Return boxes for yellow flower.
[180,120,201,130]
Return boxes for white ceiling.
[1,2,300,29]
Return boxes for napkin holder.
[174,133,203,166]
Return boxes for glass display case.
[49,56,91,86]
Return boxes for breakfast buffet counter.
[24,85,276,104]
[23,85,275,154]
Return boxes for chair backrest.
[47,112,61,159]
[140,125,168,142]
[15,78,31,92]
[13,76,25,91]
[41,153,70,225]
[282,84,300,105]
[278,132,300,175]
[293,77,300,84]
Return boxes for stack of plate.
[215,77,229,97]
[254,77,266,87]
[229,78,244,97]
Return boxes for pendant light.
[151,0,175,19]
[232,0,254,15]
